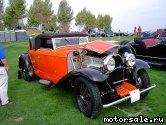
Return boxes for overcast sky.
[5,0,166,32]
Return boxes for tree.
[0,0,4,30]
[28,0,53,28]
[75,8,87,26]
[0,0,3,17]
[46,15,57,31]
[57,0,73,32]
[103,15,112,29]
[75,8,96,30]
[3,0,26,28]
[3,6,17,28]
[96,14,112,29]
[8,0,14,5]
[96,14,104,29]
[13,0,26,20]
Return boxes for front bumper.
[103,84,156,108]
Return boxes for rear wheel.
[22,61,34,81]
[136,70,150,99]
[75,77,102,119]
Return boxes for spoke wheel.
[137,70,150,99]
[75,77,102,119]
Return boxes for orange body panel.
[29,45,81,84]
[116,82,137,97]
[28,40,118,84]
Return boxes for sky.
[4,0,166,32]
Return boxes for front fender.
[134,59,150,73]
[51,67,108,87]
[72,68,108,82]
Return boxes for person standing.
[134,27,137,37]
[137,26,142,38]
[0,44,14,106]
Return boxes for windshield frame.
[52,36,88,50]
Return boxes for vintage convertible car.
[18,33,155,118]
[120,36,166,66]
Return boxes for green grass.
[0,37,165,125]
[26,29,53,36]
[89,36,134,42]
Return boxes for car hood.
[84,40,118,54]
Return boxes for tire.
[22,61,33,81]
[120,40,130,45]
[136,70,150,99]
[75,77,102,119]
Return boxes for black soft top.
[35,32,88,39]
[30,32,88,50]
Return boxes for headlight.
[104,55,115,72]
[123,52,136,67]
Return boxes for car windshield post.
[64,38,71,44]
[79,37,88,44]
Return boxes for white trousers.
[0,67,9,105]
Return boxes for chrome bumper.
[103,84,156,108]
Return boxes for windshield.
[52,37,88,49]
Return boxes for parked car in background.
[151,29,166,38]
[98,29,114,37]
[88,29,97,37]
[98,29,106,37]
[114,31,129,36]
[18,33,155,118]
[141,32,152,38]
[105,29,114,37]
[142,31,154,38]
[120,36,166,66]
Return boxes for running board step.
[39,79,50,85]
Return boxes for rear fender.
[18,53,31,69]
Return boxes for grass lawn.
[26,29,53,36]
[89,36,134,42]
[0,37,165,125]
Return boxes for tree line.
[0,0,112,32]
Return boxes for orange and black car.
[18,32,156,118]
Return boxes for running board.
[103,84,156,108]
[39,79,50,85]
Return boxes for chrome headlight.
[123,52,136,67]
[104,55,115,72]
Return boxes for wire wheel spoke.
[78,83,92,112]
[137,75,142,89]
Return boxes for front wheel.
[75,77,102,119]
[136,70,150,99]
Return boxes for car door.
[35,39,60,82]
